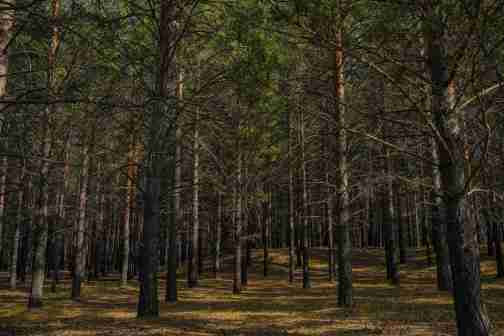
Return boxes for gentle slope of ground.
[0,248,503,335]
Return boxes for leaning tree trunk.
[72,144,90,301]
[334,26,352,306]
[427,13,491,334]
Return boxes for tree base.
[28,297,43,309]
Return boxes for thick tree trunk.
[431,138,452,291]
[29,125,52,309]
[72,144,90,300]
[427,13,491,334]
[137,176,160,318]
[493,216,504,278]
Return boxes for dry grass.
[0,248,503,335]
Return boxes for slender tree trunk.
[10,165,24,289]
[396,185,407,264]
[300,109,310,289]
[288,109,295,284]
[233,153,242,294]
[214,191,222,277]
[72,144,90,300]
[0,0,14,266]
[263,189,270,278]
[122,145,137,287]
[493,214,504,278]
[334,26,352,306]
[188,108,200,288]
[0,157,6,258]
[384,147,400,285]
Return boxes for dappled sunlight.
[1,248,504,335]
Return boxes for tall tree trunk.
[0,157,6,258]
[431,137,453,291]
[263,189,270,278]
[334,26,352,306]
[214,191,222,277]
[10,164,24,289]
[188,108,200,288]
[29,0,60,308]
[493,212,504,278]
[300,109,310,289]
[138,173,160,318]
[288,109,295,284]
[233,153,242,294]
[384,147,400,285]
[0,0,14,263]
[426,12,491,334]
[72,144,90,300]
[122,144,137,287]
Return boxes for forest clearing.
[1,248,503,336]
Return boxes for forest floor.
[0,248,503,336]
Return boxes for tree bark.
[288,108,295,283]
[29,0,60,308]
[233,153,242,294]
[188,108,200,288]
[72,144,90,300]
[334,26,352,305]
[10,164,24,289]
[0,0,14,262]
[426,11,491,334]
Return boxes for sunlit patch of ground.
[1,247,503,335]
